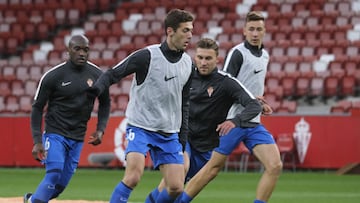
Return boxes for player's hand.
[256,96,273,115]
[32,143,45,162]
[88,131,103,146]
[216,120,235,136]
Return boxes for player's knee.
[266,160,283,176]
[123,173,142,188]
[45,169,62,183]
[166,185,183,197]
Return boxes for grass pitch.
[0,168,359,203]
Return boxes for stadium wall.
[1,114,359,169]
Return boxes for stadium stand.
[1,0,360,115]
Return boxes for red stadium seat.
[281,76,296,98]
[340,76,356,97]
[19,95,33,114]
[116,93,129,112]
[11,79,25,96]
[24,80,38,96]
[295,76,310,98]
[330,100,352,113]
[5,95,19,113]
[0,79,11,97]
[280,100,297,113]
[323,76,339,98]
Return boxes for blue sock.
[181,192,193,203]
[32,169,61,202]
[254,200,266,203]
[109,181,132,203]
[156,189,176,203]
[145,188,160,203]
[174,192,193,203]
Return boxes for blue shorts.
[125,126,184,169]
[215,124,275,155]
[185,142,212,182]
[42,133,83,186]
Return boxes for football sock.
[50,184,65,199]
[31,169,61,202]
[254,199,266,203]
[156,189,176,203]
[109,181,132,203]
[175,192,193,203]
[144,188,160,203]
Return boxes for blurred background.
[0,0,359,174]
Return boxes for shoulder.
[86,61,103,74]
[129,47,151,61]
[228,46,243,58]
[42,62,66,78]
[262,49,270,58]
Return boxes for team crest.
[207,86,214,97]
[293,117,312,164]
[87,79,93,87]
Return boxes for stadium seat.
[15,65,29,81]
[323,76,339,98]
[0,79,11,97]
[2,65,16,81]
[18,95,33,114]
[330,100,352,113]
[339,75,356,97]
[279,100,297,113]
[266,99,281,113]
[116,93,129,112]
[4,95,19,113]
[11,79,24,96]
[295,76,310,98]
[344,61,357,76]
[29,65,43,81]
[276,133,296,171]
[281,76,296,98]
[120,77,133,94]
[24,80,38,96]
[55,9,67,25]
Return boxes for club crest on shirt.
[207,86,214,97]
[87,79,93,87]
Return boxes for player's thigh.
[57,140,83,186]
[253,143,281,168]
[206,151,228,170]
[125,152,146,175]
[184,151,190,174]
[122,152,146,187]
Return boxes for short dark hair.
[196,38,219,56]
[164,9,194,34]
[246,11,265,22]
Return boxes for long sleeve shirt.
[31,60,111,144]
[188,68,261,152]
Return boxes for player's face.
[243,20,266,47]
[68,42,89,66]
[195,48,218,76]
[167,22,193,51]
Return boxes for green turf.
[0,168,359,203]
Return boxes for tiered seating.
[1,0,360,115]
[0,0,117,114]
[261,0,360,113]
